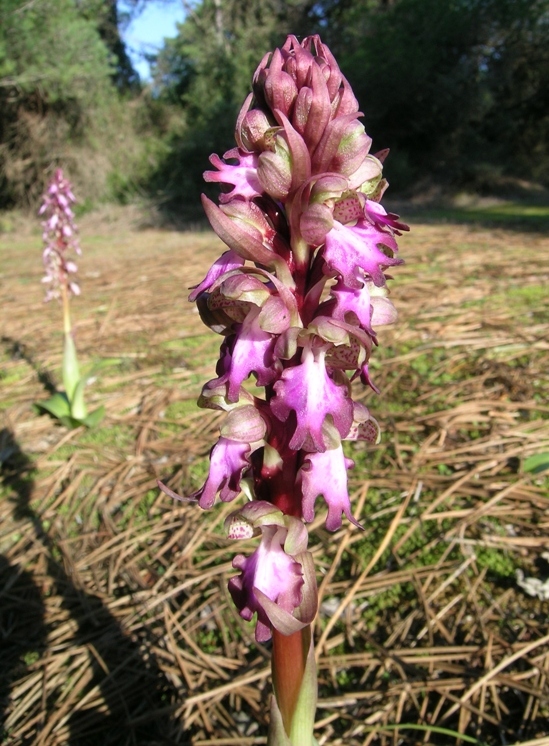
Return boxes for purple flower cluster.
[225,501,317,642]
[183,35,407,641]
[39,168,81,301]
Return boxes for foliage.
[78,0,141,89]
[149,0,310,214]
[1,0,549,210]
[314,0,549,189]
[0,0,149,208]
[0,0,113,103]
[0,0,108,205]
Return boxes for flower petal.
[188,250,244,302]
[322,219,401,288]
[271,345,353,451]
[299,444,361,531]
[224,307,278,401]
[192,437,251,509]
[228,523,306,642]
[204,148,262,203]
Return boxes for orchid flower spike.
[190,35,406,540]
[168,34,407,744]
[40,168,81,302]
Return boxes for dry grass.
[1,208,548,745]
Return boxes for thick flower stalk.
[172,35,407,745]
[37,169,103,428]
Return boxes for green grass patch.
[49,423,134,462]
[118,489,158,530]
[160,399,201,434]
[80,423,134,449]
[475,547,516,579]
[411,202,549,231]
[161,334,219,371]
[0,361,29,386]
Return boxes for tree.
[0,0,115,205]
[149,0,311,214]
[479,0,549,184]
[312,0,549,189]
[78,0,141,90]
[0,0,150,207]
[0,0,114,104]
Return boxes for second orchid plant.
[36,169,104,428]
[163,35,407,745]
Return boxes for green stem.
[60,282,87,419]
[272,626,309,734]
[61,282,71,335]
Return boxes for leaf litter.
[0,211,548,745]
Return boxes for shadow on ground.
[2,336,57,396]
[0,555,47,742]
[0,428,182,745]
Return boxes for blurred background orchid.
[35,169,104,429]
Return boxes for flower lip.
[271,344,354,451]
[204,148,262,203]
[322,219,402,289]
[190,436,252,509]
[298,443,362,531]
[226,508,317,641]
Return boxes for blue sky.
[121,1,185,81]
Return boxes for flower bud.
[314,115,372,177]
[257,134,293,200]
[238,109,273,153]
[264,68,298,120]
[201,195,277,266]
[300,202,334,246]
[221,405,267,443]
[292,61,332,151]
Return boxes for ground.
[0,202,548,745]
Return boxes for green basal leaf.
[34,392,71,419]
[81,406,105,428]
[69,376,88,421]
[523,453,549,474]
[59,414,83,429]
[35,395,103,430]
